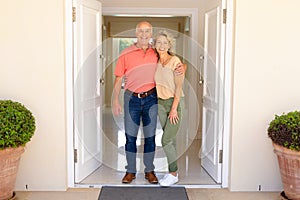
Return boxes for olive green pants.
[158,98,182,172]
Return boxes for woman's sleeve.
[173,57,185,99]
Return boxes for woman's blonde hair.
[153,30,175,55]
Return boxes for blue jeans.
[124,89,158,174]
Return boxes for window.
[117,38,136,53]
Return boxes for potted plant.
[0,100,35,200]
[268,111,300,200]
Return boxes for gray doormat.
[98,186,189,200]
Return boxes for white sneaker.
[159,174,169,184]
[159,174,178,186]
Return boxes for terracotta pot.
[273,143,300,200]
[0,146,24,200]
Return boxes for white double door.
[72,0,226,184]
[201,1,226,184]
[73,0,103,183]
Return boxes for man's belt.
[130,87,156,98]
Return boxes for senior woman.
[154,30,185,186]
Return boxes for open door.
[73,0,103,183]
[201,4,225,184]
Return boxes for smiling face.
[135,21,152,48]
[155,35,171,55]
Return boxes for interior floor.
[79,107,217,186]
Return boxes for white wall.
[230,0,300,191]
[1,0,299,192]
[0,1,67,190]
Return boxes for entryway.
[67,0,232,188]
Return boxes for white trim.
[102,7,198,16]
[102,7,198,44]
[66,0,75,188]
[222,0,234,188]
[72,184,222,189]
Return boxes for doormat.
[98,186,189,200]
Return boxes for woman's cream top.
[155,56,184,100]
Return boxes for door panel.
[73,0,102,183]
[201,4,224,184]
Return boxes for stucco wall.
[230,0,300,191]
[1,0,300,192]
[0,0,67,190]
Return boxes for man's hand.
[174,63,187,76]
[113,100,122,116]
[112,76,123,116]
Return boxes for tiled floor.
[15,188,282,200]
[81,107,216,186]
[81,139,215,185]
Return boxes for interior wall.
[230,0,300,191]
[0,0,67,190]
[100,0,205,44]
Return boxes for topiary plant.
[268,111,300,151]
[0,100,35,150]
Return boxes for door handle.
[100,78,105,85]
[199,79,204,85]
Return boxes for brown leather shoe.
[145,171,158,184]
[122,173,136,184]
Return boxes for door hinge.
[74,149,78,163]
[72,7,76,22]
[219,149,223,163]
[223,9,227,24]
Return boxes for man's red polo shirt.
[114,44,158,93]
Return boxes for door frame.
[65,0,234,188]
[65,0,74,187]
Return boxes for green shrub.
[268,111,300,151]
[0,100,36,149]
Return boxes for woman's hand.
[168,109,179,124]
